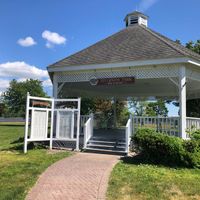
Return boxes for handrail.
[125,119,131,154]
[187,117,200,120]
[83,116,93,149]
[80,115,90,135]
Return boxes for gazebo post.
[179,66,187,139]
[53,75,58,98]
[113,97,117,129]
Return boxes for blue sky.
[0,0,200,115]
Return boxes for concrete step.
[86,136,127,154]
[88,140,126,146]
[90,136,125,143]
[87,143,126,149]
[84,147,127,154]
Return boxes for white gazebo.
[47,11,200,153]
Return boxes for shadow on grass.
[11,137,24,144]
[1,138,48,153]
[120,154,189,169]
[121,154,154,165]
[0,124,24,127]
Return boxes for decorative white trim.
[188,59,200,67]
[55,65,180,83]
[48,57,191,73]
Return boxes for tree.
[146,100,168,117]
[186,40,200,54]
[2,79,46,117]
[81,98,95,115]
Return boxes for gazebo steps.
[85,136,126,154]
[87,143,125,150]
[88,140,126,146]
[84,147,127,155]
[90,136,125,142]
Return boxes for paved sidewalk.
[26,152,120,200]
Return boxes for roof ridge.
[140,26,189,57]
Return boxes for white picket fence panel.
[186,117,200,131]
[24,93,81,153]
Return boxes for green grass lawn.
[107,157,200,200]
[0,122,72,200]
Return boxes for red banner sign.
[95,77,135,86]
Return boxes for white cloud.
[17,37,37,47]
[43,79,52,87]
[0,79,9,91]
[42,30,66,48]
[0,61,48,79]
[0,61,51,94]
[138,0,159,12]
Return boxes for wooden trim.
[48,57,191,73]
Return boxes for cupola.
[124,11,148,27]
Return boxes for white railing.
[83,116,93,149]
[80,115,90,135]
[125,118,132,153]
[132,116,180,137]
[186,117,200,131]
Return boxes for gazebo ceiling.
[59,77,200,100]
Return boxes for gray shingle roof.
[48,25,200,69]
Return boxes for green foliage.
[146,100,168,116]
[2,79,46,117]
[133,128,185,166]
[187,99,200,118]
[183,140,200,168]
[94,98,128,128]
[128,100,148,116]
[186,40,200,54]
[190,130,200,141]
[81,98,95,115]
[133,128,200,168]
[175,39,181,44]
[128,99,168,117]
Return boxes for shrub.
[133,128,185,166]
[132,128,200,168]
[190,130,200,141]
[183,140,200,168]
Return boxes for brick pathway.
[26,152,120,200]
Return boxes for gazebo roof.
[48,24,200,69]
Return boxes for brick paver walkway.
[26,152,120,200]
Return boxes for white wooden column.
[113,97,117,128]
[179,66,187,139]
[76,98,81,151]
[24,92,30,153]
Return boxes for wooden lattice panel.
[55,65,180,83]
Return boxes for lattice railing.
[132,116,180,137]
